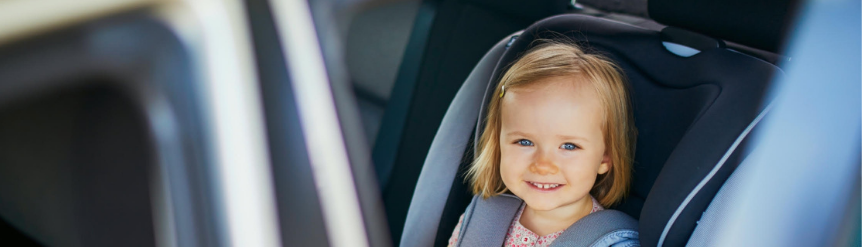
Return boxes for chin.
[522,198,565,211]
[526,204,558,211]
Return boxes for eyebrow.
[504,131,590,143]
[557,134,589,143]
[505,131,531,137]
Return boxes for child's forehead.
[508,75,594,94]
[504,76,599,104]
[500,77,605,134]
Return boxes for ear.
[598,153,611,175]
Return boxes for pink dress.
[447,196,604,247]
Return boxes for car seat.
[399,0,798,246]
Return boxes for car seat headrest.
[420,13,781,247]
[648,0,800,53]
[474,16,719,153]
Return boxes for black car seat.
[399,0,798,246]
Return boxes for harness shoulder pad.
[550,209,640,247]
[457,194,522,246]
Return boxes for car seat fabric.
[684,116,770,247]
[455,194,522,247]
[400,32,519,247]
[402,14,780,247]
[375,1,570,240]
[648,0,799,53]
[456,194,639,247]
[478,15,779,247]
[552,211,638,247]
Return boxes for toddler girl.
[447,40,636,247]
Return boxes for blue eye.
[561,143,578,150]
[517,139,534,146]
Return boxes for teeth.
[530,182,560,189]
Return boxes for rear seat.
[399,0,798,246]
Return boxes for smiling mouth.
[526,181,564,191]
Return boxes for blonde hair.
[466,40,636,208]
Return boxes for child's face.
[499,75,610,212]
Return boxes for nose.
[529,149,559,175]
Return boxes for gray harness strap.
[457,194,522,247]
[456,195,639,247]
[550,210,639,247]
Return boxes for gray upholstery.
[399,32,519,247]
[658,103,773,246]
[552,211,639,247]
[347,0,420,101]
[455,194,640,247]
[685,144,761,247]
[456,194,522,247]
[346,0,420,146]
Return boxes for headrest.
[476,14,658,154]
[472,13,781,247]
[648,0,800,53]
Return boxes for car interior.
[395,1,796,246]
[0,0,858,246]
[344,0,798,245]
[0,13,208,246]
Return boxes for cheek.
[562,164,598,180]
[560,163,598,192]
[500,145,532,165]
[559,151,605,181]
[498,148,515,184]
[499,146,530,185]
